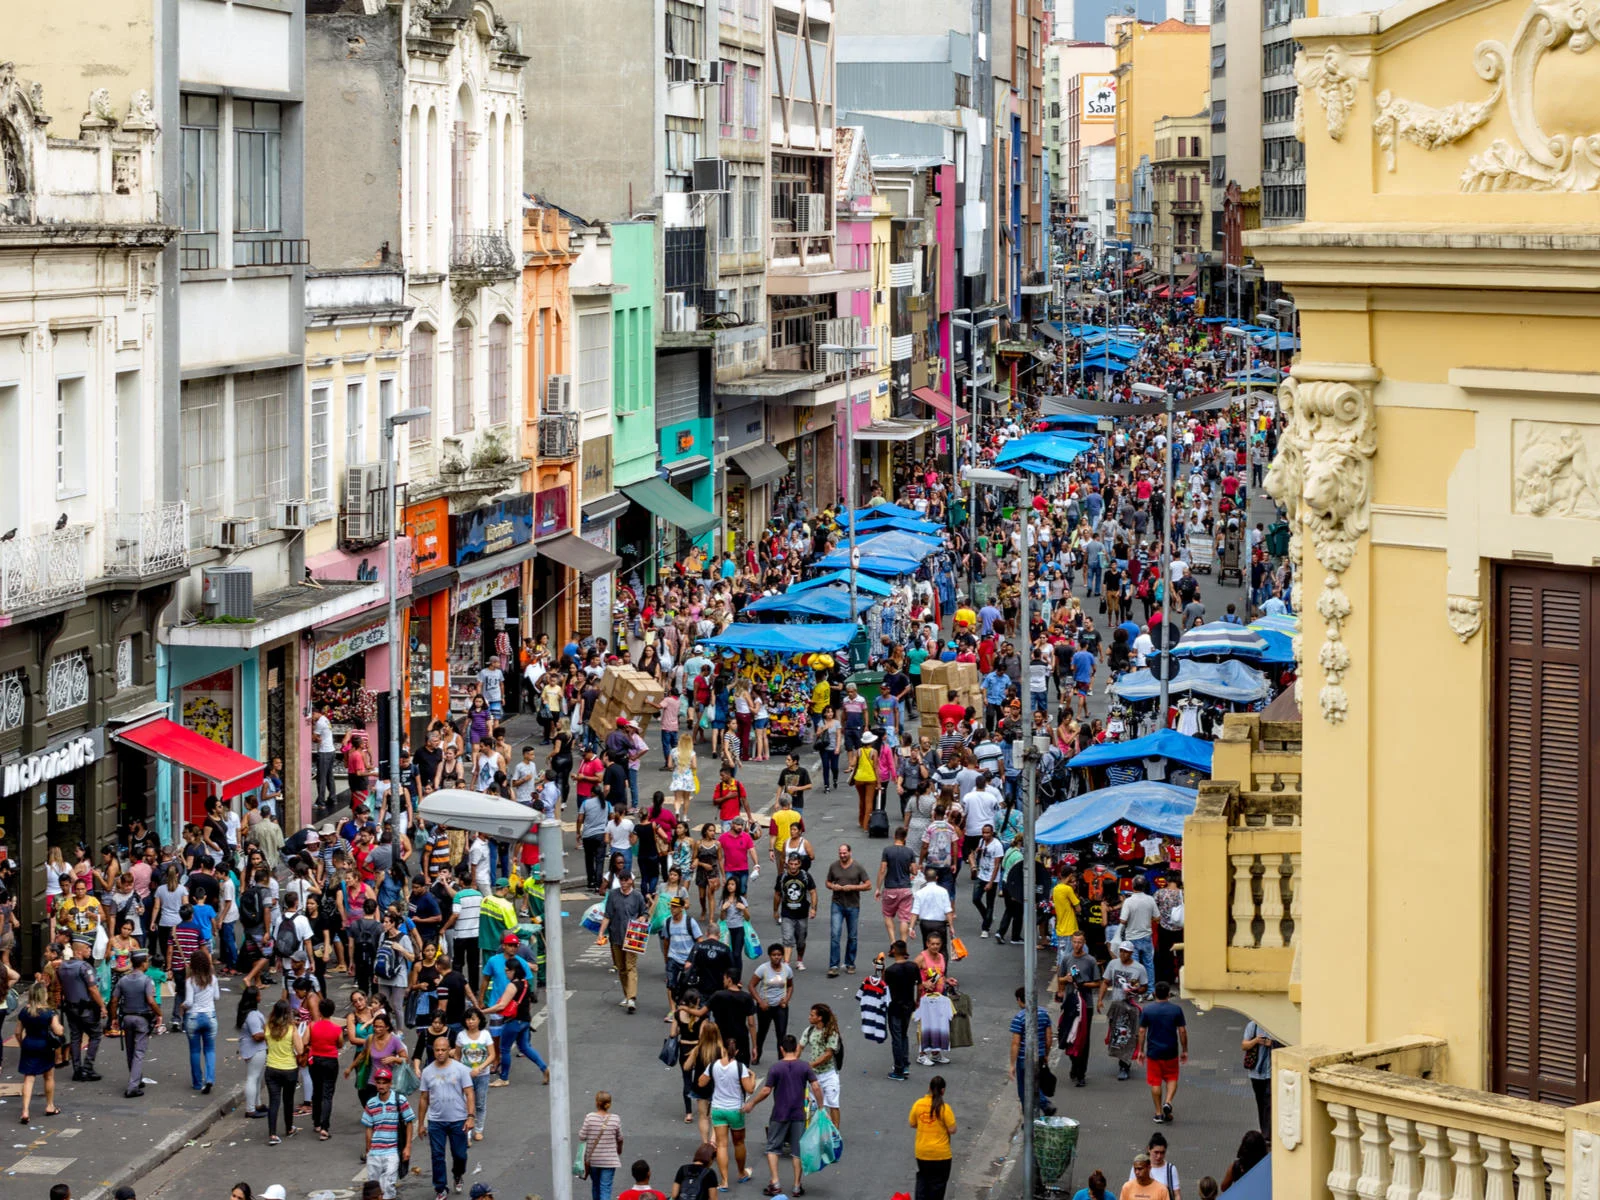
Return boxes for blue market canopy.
[1068,730,1214,774]
[1112,659,1271,703]
[704,622,859,655]
[1172,621,1268,658]
[1082,358,1130,375]
[1009,458,1068,476]
[993,435,1091,467]
[854,516,943,534]
[1247,628,1297,665]
[1199,315,1231,325]
[813,547,925,576]
[790,569,894,597]
[852,501,924,521]
[1037,412,1102,430]
[1247,614,1300,635]
[1035,782,1200,844]
[743,587,863,621]
[848,530,945,559]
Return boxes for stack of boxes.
[916,659,985,738]
[587,666,665,741]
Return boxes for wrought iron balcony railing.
[107,503,191,578]
[0,526,89,615]
[451,230,520,280]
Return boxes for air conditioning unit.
[342,463,390,541]
[700,60,726,86]
[682,304,699,332]
[545,373,573,412]
[692,157,731,194]
[201,565,254,619]
[211,517,257,551]
[795,193,827,234]
[664,292,687,332]
[273,500,310,531]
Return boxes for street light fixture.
[820,341,879,624]
[952,314,1000,598]
[1132,382,1179,722]
[965,465,1043,1200]
[383,404,431,822]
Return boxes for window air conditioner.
[211,517,257,551]
[545,373,573,412]
[273,500,311,531]
[692,157,732,194]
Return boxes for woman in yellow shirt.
[909,1075,956,1200]
[848,731,881,832]
[262,999,305,1145]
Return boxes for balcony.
[537,412,580,460]
[450,230,519,282]
[107,503,191,579]
[1181,713,1303,1038]
[0,526,89,617]
[1277,1037,1576,1200]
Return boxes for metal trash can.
[1033,1115,1079,1195]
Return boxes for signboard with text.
[409,497,451,573]
[1083,74,1117,123]
[450,492,534,565]
[313,616,390,674]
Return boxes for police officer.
[110,949,158,1097]
[58,937,105,1081]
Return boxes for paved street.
[4,732,1258,1200]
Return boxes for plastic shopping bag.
[581,903,605,934]
[744,922,764,960]
[799,1107,843,1174]
[647,893,672,936]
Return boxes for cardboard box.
[616,671,664,715]
[916,683,946,715]
[920,660,951,689]
[947,662,980,691]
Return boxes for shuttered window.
[1493,564,1597,1106]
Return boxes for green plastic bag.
[799,1107,842,1174]
[647,893,672,936]
[744,922,763,960]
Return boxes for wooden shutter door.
[1493,565,1595,1105]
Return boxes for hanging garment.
[855,976,889,1044]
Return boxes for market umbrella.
[744,586,862,621]
[1068,730,1214,774]
[790,569,894,598]
[1112,659,1271,704]
[852,501,924,521]
[703,622,859,656]
[1247,614,1300,635]
[1035,782,1199,844]
[1172,621,1268,659]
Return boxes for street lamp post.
[538,819,573,1200]
[820,340,879,623]
[953,314,999,601]
[966,465,1039,1198]
[1255,311,1282,374]
[1133,383,1176,724]
[383,405,431,821]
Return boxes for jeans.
[756,1004,789,1061]
[1015,1055,1051,1111]
[829,905,860,970]
[1086,564,1102,596]
[428,1119,470,1194]
[310,1056,339,1129]
[818,749,839,790]
[661,729,679,764]
[1129,937,1156,996]
[497,1018,549,1078]
[727,869,749,896]
[888,1008,912,1075]
[221,921,238,968]
[589,1166,617,1200]
[971,879,997,932]
[185,1011,216,1087]
[628,766,641,809]
[469,1072,489,1130]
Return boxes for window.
[344,378,366,466]
[720,60,737,135]
[452,322,474,432]
[379,374,396,426]
[451,121,468,232]
[1032,157,1041,204]
[409,326,435,442]
[955,73,971,107]
[233,372,289,526]
[1263,87,1296,124]
[45,651,90,716]
[666,4,701,81]
[743,0,761,28]
[533,309,548,411]
[234,100,282,238]
[578,311,611,412]
[719,187,737,254]
[742,174,761,253]
[743,66,760,139]
[0,383,18,533]
[309,384,331,513]
[56,376,86,498]
[488,319,510,426]
[180,94,219,266]
[1032,87,1042,135]
[181,379,223,546]
[742,285,760,325]
[665,117,699,174]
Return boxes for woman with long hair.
[909,1074,956,1200]
[16,981,63,1123]
[179,947,220,1093]
[800,1003,843,1127]
[1221,1128,1268,1191]
[43,845,68,915]
[262,999,304,1145]
[694,824,722,921]
[150,863,186,965]
[816,707,842,794]
[696,1032,754,1190]
[717,877,750,970]
[670,735,698,816]
[676,994,714,1140]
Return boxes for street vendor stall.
[1068,729,1214,789]
[703,622,859,753]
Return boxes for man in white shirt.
[467,832,492,895]
[313,708,336,809]
[1118,876,1161,992]
[962,775,999,840]
[968,825,1005,937]
[911,865,954,946]
[510,746,539,806]
[478,656,507,719]
[1133,628,1156,668]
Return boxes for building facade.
[1151,111,1210,285]
[1112,18,1209,239]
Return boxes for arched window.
[452,320,474,433]
[409,324,435,442]
[488,317,511,426]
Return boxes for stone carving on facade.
[408,0,444,37]
[123,90,156,131]
[1445,595,1484,643]
[1372,87,1501,171]
[1512,420,1600,518]
[1277,1069,1304,1151]
[1574,1130,1600,1200]
[1265,376,1377,724]
[84,87,116,128]
[1293,46,1368,141]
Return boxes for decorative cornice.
[1373,86,1499,172]
[1266,374,1378,724]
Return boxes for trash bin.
[852,669,884,712]
[1033,1115,1079,1194]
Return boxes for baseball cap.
[373,1067,393,1082]
[502,932,520,946]
[494,877,511,889]
[262,1189,288,1200]
[470,1186,496,1199]
[1119,940,1135,952]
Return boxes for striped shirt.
[170,921,203,971]
[361,1092,415,1151]
[451,889,482,940]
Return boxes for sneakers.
[627,1000,637,1014]
[935,1053,952,1065]
[1117,1065,1131,1081]
[796,961,806,971]
[917,1053,935,1067]
[1162,1102,1174,1122]
[980,931,990,939]
[887,1071,910,1081]
[827,970,840,978]
[995,936,1009,945]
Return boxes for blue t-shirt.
[1009,1007,1052,1061]
[191,902,217,942]
[481,953,511,1010]
[1139,1000,1187,1060]
[1071,650,1095,683]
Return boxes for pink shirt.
[718,831,755,872]
[129,861,153,898]
[658,695,680,733]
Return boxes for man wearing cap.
[469,1187,496,1200]
[110,948,158,1096]
[1098,940,1150,1082]
[362,1063,416,1199]
[659,897,702,1010]
[597,870,649,1013]
[59,936,105,1081]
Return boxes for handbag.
[659,1033,679,1068]
[391,1059,420,1100]
[950,936,969,961]
[574,1115,609,1179]
[622,916,650,955]
[1039,1061,1058,1097]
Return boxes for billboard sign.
[1083,74,1117,122]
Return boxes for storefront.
[405,497,457,742]
[577,492,628,641]
[643,418,720,568]
[448,491,536,720]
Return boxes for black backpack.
[678,1164,712,1200]
[239,886,265,928]
[273,916,302,958]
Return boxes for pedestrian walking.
[697,1033,755,1190]
[110,948,158,1098]
[15,981,63,1123]
[418,1032,475,1199]
[1007,986,1056,1117]
[58,937,105,1082]
[1055,931,1100,1087]
[824,844,870,977]
[669,1143,720,1200]
[742,1034,823,1198]
[596,871,649,1013]
[577,1091,626,1200]
[1137,982,1188,1123]
[882,940,919,1081]
[488,958,549,1085]
[239,985,269,1118]
[747,944,793,1063]
[771,854,816,972]
[361,1066,416,1200]
[178,946,220,1093]
[909,1075,956,1200]
[799,1002,843,1127]
[261,999,304,1144]
[453,1006,498,1140]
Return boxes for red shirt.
[715,780,747,821]
[977,638,996,673]
[937,702,966,728]
[617,1190,668,1200]
[308,1017,342,1060]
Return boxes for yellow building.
[1112,19,1209,239]
[1151,112,1210,285]
[1179,0,1600,1194]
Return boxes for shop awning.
[729,444,790,489]
[537,533,622,577]
[913,387,968,427]
[620,478,718,536]
[114,718,265,800]
[855,417,936,442]
[581,492,631,525]
[666,455,711,483]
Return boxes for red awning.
[913,386,969,428]
[115,718,266,800]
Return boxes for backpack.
[239,885,265,929]
[375,938,404,982]
[354,918,383,961]
[677,1164,713,1200]
[273,916,302,958]
[924,824,956,870]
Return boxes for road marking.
[529,990,576,1031]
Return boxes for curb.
[80,1081,245,1200]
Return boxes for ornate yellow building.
[1182,0,1600,1193]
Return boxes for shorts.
[753,718,770,729]
[881,888,914,923]
[1146,1056,1181,1086]
[817,1069,840,1108]
[489,703,504,719]
[711,1107,746,1130]
[1074,681,1091,696]
[780,916,809,950]
[766,1117,807,1156]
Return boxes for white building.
[1078,140,1117,256]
